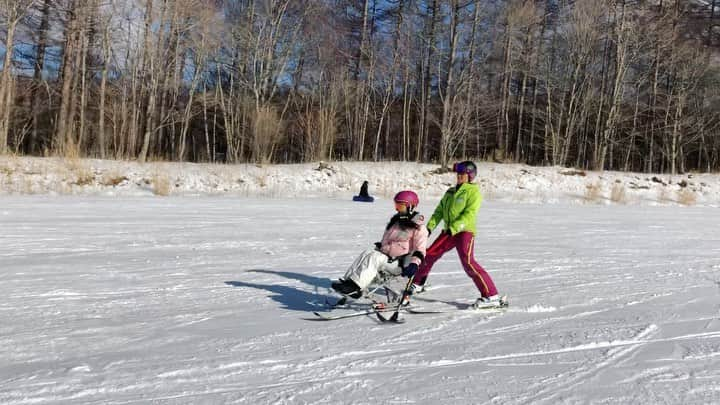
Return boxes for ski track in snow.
[1,196,720,404]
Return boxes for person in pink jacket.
[331,190,429,300]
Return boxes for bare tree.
[595,0,640,170]
[558,0,603,166]
[27,0,51,154]
[54,0,81,154]
[372,0,407,161]
[512,2,542,162]
[416,0,440,162]
[0,0,37,155]
[96,0,114,159]
[2,0,720,172]
[237,0,309,163]
[437,0,463,167]
[665,45,708,174]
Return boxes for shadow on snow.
[225,268,335,312]
[244,269,330,289]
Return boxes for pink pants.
[415,231,498,297]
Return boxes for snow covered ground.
[1,194,720,404]
[1,157,720,403]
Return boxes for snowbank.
[1,156,718,206]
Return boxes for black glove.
[402,263,418,277]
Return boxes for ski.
[405,308,447,314]
[411,295,509,311]
[415,305,509,314]
[375,307,447,323]
[305,306,443,321]
[377,297,509,322]
[471,295,510,311]
[309,295,509,322]
[306,307,395,321]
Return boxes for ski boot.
[331,278,363,299]
[472,294,508,309]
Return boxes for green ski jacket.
[427,182,482,236]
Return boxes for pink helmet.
[394,190,419,211]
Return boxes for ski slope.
[1,196,719,404]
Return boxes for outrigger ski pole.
[376,275,414,323]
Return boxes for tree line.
[1,0,719,173]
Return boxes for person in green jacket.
[412,161,504,308]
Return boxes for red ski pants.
[414,231,497,298]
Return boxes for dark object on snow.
[651,176,667,186]
[560,169,586,176]
[331,278,362,299]
[353,181,375,202]
[359,181,370,197]
[315,161,336,173]
[353,195,374,202]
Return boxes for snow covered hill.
[1,156,718,207]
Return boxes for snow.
[1,157,720,404]
[1,156,718,206]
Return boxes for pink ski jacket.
[378,213,429,266]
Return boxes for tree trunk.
[138,0,156,162]
[516,70,528,162]
[78,28,89,152]
[439,0,461,167]
[402,65,412,161]
[98,6,111,159]
[55,1,79,154]
[373,0,405,161]
[624,82,641,171]
[354,0,371,160]
[648,3,663,172]
[0,19,18,155]
[417,0,438,162]
[596,2,631,171]
[203,83,211,161]
[497,20,513,160]
[29,0,51,154]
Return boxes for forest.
[1,0,719,173]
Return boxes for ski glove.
[402,263,418,277]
